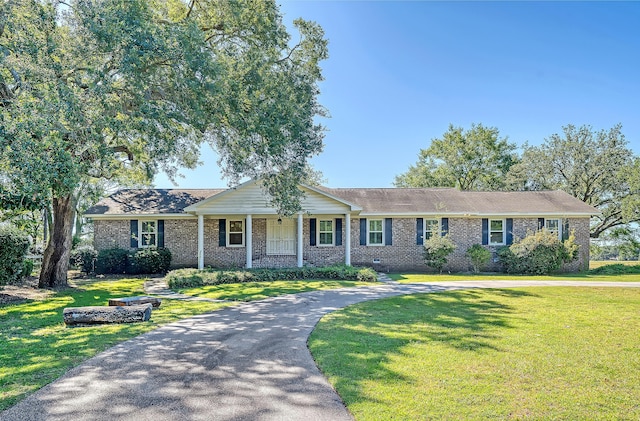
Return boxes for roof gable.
[184,179,360,215]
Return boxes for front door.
[267,219,296,255]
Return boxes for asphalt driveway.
[3,280,640,420]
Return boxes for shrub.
[466,244,492,273]
[423,234,456,273]
[498,229,579,275]
[589,263,640,275]
[166,265,378,289]
[0,225,30,285]
[70,246,98,273]
[127,247,172,274]
[22,259,34,278]
[95,247,128,274]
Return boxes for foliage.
[588,263,640,275]
[167,265,377,289]
[127,248,172,275]
[465,244,492,273]
[94,247,171,274]
[69,246,98,274]
[388,272,640,283]
[0,278,228,411]
[506,124,639,238]
[176,280,370,302]
[309,288,640,420]
[95,248,128,275]
[591,226,640,261]
[394,123,518,190]
[423,234,456,273]
[498,229,578,275]
[0,0,328,287]
[0,225,30,285]
[21,259,34,278]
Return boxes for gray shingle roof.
[318,187,598,215]
[85,189,223,215]
[85,186,598,216]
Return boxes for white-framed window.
[368,219,384,246]
[489,219,505,245]
[228,220,244,247]
[425,219,440,240]
[318,220,334,246]
[140,220,157,248]
[546,219,561,239]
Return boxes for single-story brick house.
[85,179,598,272]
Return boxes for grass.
[308,287,640,420]
[0,278,229,411]
[390,271,640,283]
[175,279,376,301]
[0,276,372,411]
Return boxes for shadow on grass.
[309,288,538,407]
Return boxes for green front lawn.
[0,277,372,411]
[309,287,640,420]
[0,278,229,411]
[390,272,640,283]
[175,279,376,301]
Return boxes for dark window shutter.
[538,218,545,230]
[562,219,570,241]
[310,218,317,246]
[335,218,342,246]
[481,218,488,245]
[441,218,449,237]
[219,219,226,247]
[416,218,424,245]
[506,218,513,245]
[360,218,367,245]
[130,220,139,248]
[157,220,165,248]
[384,218,393,246]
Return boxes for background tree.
[506,124,640,237]
[0,0,328,287]
[394,123,518,190]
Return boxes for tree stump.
[63,304,152,326]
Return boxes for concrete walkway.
[3,280,640,420]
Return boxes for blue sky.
[154,1,640,189]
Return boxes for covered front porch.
[183,180,362,270]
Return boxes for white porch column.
[197,214,204,270]
[297,213,304,267]
[245,214,252,269]
[345,213,351,266]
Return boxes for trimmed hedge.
[94,247,172,275]
[127,248,172,274]
[0,225,30,285]
[167,265,378,289]
[96,248,128,274]
[70,246,98,274]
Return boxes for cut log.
[108,296,162,308]
[63,304,152,326]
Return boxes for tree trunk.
[39,195,76,288]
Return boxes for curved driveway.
[3,281,640,420]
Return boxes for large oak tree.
[506,124,640,238]
[394,123,518,190]
[0,0,328,287]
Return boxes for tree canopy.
[394,123,518,190]
[0,0,328,287]
[507,124,640,237]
